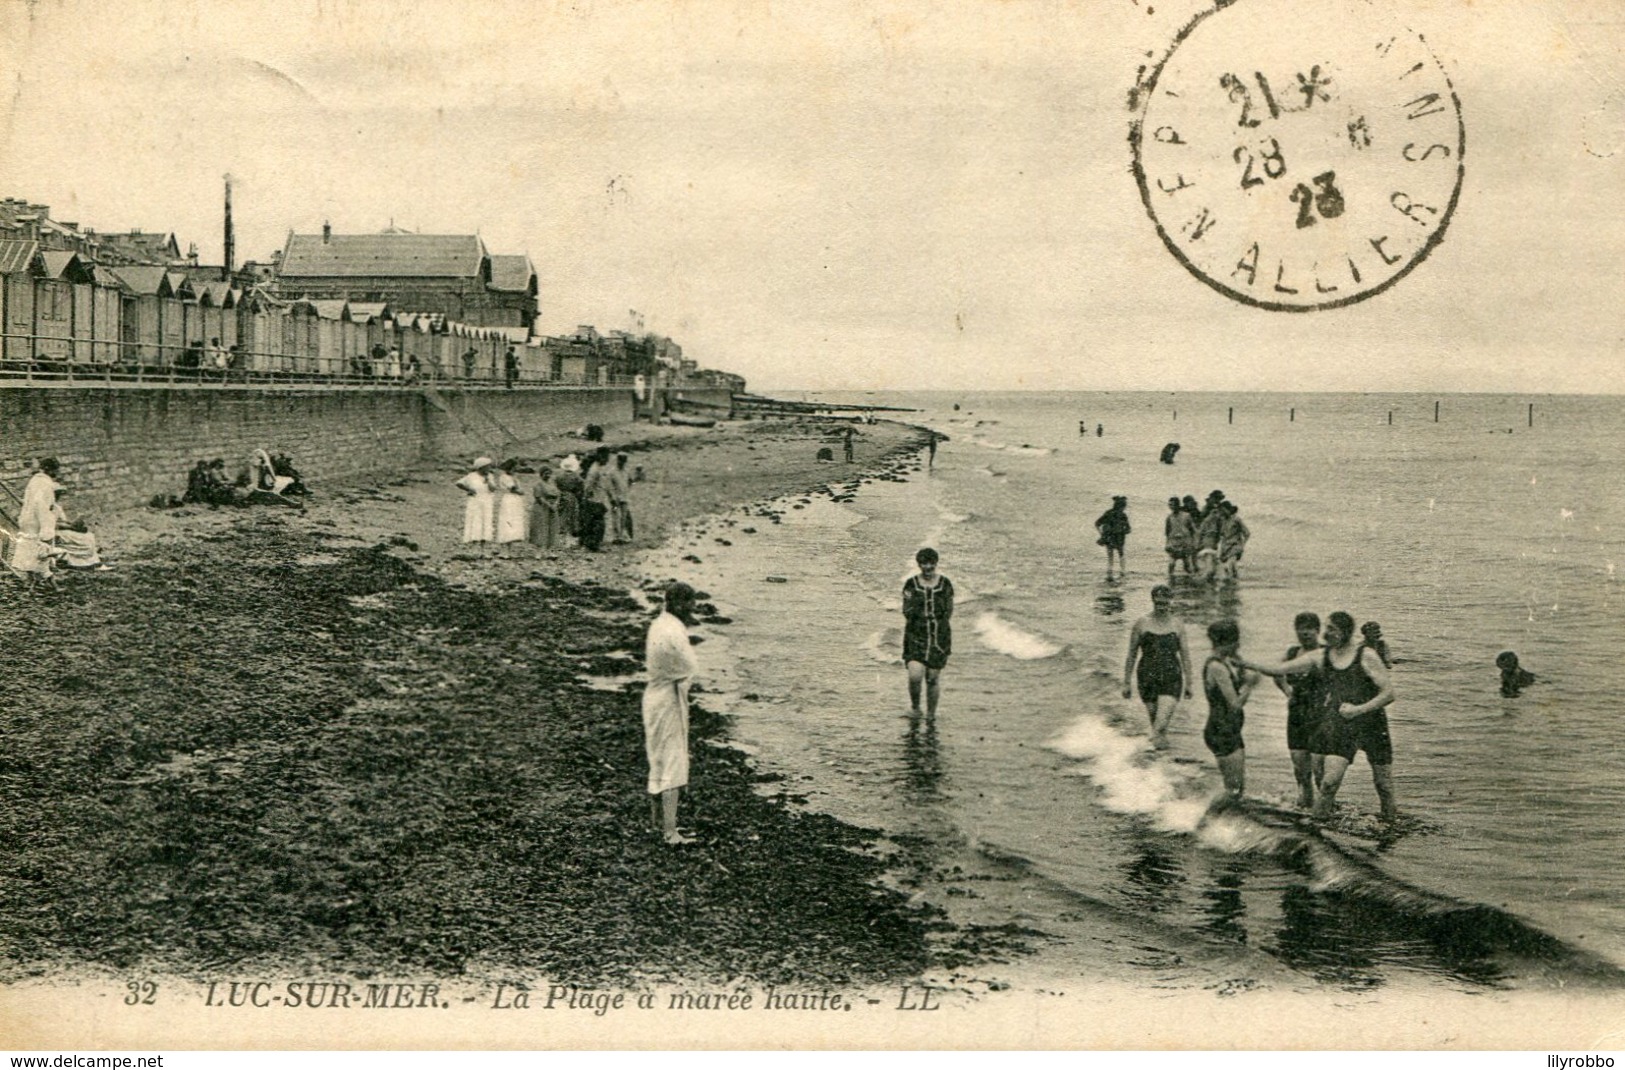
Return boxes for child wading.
[1202,619,1257,798]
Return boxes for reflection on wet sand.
[903,714,942,802]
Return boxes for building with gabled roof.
[96,230,184,266]
[268,225,539,332]
[0,238,39,275]
[488,254,537,296]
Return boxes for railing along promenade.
[0,335,641,393]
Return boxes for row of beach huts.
[0,248,606,384]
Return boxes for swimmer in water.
[1497,651,1537,697]
[1123,584,1193,750]
[1245,612,1396,823]
[1202,619,1257,798]
[1276,612,1326,808]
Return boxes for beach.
[6,393,1625,1050]
[0,416,964,994]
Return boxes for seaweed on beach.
[0,521,936,986]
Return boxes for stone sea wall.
[0,386,636,517]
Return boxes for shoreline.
[0,415,962,990]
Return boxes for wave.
[969,436,1052,456]
[1047,715,1211,832]
[862,627,903,665]
[973,612,1064,660]
[1046,712,1620,982]
[1243,509,1327,529]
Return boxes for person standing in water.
[902,547,954,717]
[1164,497,1196,577]
[1276,612,1326,809]
[1202,619,1257,798]
[1094,496,1131,578]
[1245,611,1396,823]
[1218,501,1251,580]
[1122,585,1192,750]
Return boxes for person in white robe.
[493,459,529,553]
[11,459,63,585]
[455,457,496,546]
[643,582,699,844]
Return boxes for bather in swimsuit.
[1135,630,1184,701]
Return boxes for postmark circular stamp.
[1131,0,1465,311]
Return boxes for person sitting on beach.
[1094,496,1130,578]
[50,497,103,570]
[1497,651,1537,697]
[644,581,700,845]
[1218,501,1250,580]
[1276,612,1326,809]
[902,547,954,718]
[1122,584,1192,750]
[243,449,302,508]
[1244,611,1396,823]
[1164,497,1196,577]
[1159,442,1180,465]
[183,459,240,507]
[1203,619,1257,798]
[183,460,212,506]
[455,457,496,549]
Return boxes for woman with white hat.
[455,457,497,548]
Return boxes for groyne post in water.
[1388,410,1393,425]
[1529,402,1534,428]
[1228,406,1234,425]
[1434,400,1440,423]
[1290,407,1295,422]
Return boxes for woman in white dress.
[493,459,529,555]
[455,457,496,548]
[644,582,699,845]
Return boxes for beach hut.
[284,299,322,376]
[307,299,351,377]
[0,239,39,367]
[85,264,127,366]
[108,266,176,366]
[168,273,201,362]
[35,251,95,366]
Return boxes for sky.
[0,0,1619,393]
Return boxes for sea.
[641,390,1625,994]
